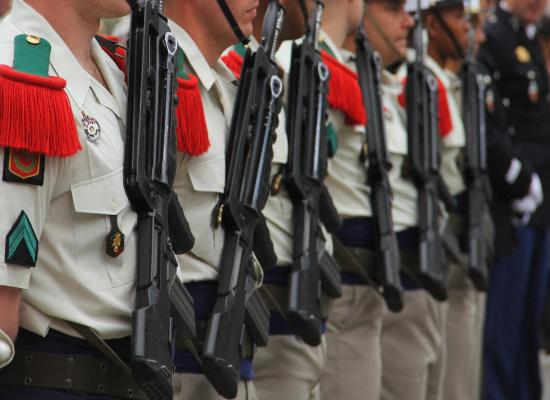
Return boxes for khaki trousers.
[443,264,485,400]
[381,289,447,400]
[253,334,327,400]
[320,285,386,400]
[172,373,258,400]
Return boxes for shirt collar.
[319,29,344,63]
[9,0,93,109]
[90,39,126,122]
[168,19,217,91]
[425,55,450,88]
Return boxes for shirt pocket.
[183,155,225,267]
[70,168,137,289]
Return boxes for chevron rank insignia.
[5,211,39,267]
[3,148,45,186]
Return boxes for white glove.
[512,174,543,215]
[0,328,14,369]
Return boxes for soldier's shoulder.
[0,18,19,66]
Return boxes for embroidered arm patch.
[5,211,39,267]
[3,148,45,186]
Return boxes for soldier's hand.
[0,328,14,369]
[511,174,543,215]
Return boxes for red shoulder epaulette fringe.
[398,77,453,137]
[321,51,367,126]
[221,50,244,80]
[0,65,81,157]
[176,74,210,156]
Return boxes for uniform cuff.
[0,263,31,289]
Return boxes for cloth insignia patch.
[3,148,45,186]
[5,211,39,267]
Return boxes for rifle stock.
[124,1,196,399]
[286,0,343,347]
[202,2,285,397]
[405,13,447,301]
[355,27,404,312]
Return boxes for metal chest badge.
[106,215,124,257]
[81,111,102,142]
[485,89,496,114]
[515,46,531,63]
[527,71,539,104]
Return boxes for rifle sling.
[332,237,377,287]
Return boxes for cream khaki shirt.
[425,56,466,196]
[382,69,419,231]
[0,0,136,339]
[169,21,238,282]
[325,48,372,219]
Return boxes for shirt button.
[503,98,510,107]
[508,126,516,135]
[111,199,119,211]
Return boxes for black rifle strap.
[431,8,465,60]
[216,0,250,45]
[298,0,308,27]
[67,321,130,374]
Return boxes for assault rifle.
[405,4,448,301]
[355,27,404,312]
[286,0,343,347]
[461,20,489,291]
[124,1,196,399]
[202,1,285,398]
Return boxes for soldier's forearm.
[0,285,22,341]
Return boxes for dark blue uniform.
[478,4,550,400]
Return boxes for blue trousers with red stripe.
[483,226,550,400]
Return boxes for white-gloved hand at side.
[512,174,543,215]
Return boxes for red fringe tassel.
[321,51,367,126]
[176,75,210,156]
[221,50,244,80]
[398,77,453,137]
[0,65,81,157]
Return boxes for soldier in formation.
[2,0,550,399]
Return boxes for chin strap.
[216,0,251,45]
[431,8,465,60]
[364,4,404,63]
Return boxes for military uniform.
[380,67,447,400]
[319,38,385,400]
[167,20,258,400]
[425,56,486,400]
[478,4,550,400]
[0,0,138,398]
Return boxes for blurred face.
[363,1,414,66]
[348,0,365,34]
[280,0,311,41]
[507,0,549,24]
[0,0,10,16]
[77,0,131,19]
[427,5,469,60]
[226,0,259,37]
